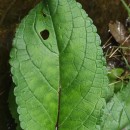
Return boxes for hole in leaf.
[40,30,49,40]
[43,13,47,17]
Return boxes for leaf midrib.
[45,1,61,129]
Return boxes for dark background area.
[0,0,128,129]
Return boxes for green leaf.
[8,85,22,130]
[114,81,127,93]
[101,82,130,130]
[10,0,109,129]
[123,125,130,130]
[108,68,124,80]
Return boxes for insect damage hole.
[40,30,49,40]
[43,13,47,17]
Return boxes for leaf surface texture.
[101,83,130,130]
[10,0,108,129]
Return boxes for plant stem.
[120,0,130,17]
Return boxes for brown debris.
[109,20,130,64]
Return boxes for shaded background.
[0,0,128,129]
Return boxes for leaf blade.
[10,3,59,129]
[10,0,109,130]
[101,82,130,130]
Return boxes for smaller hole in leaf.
[40,30,49,40]
[43,13,47,17]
